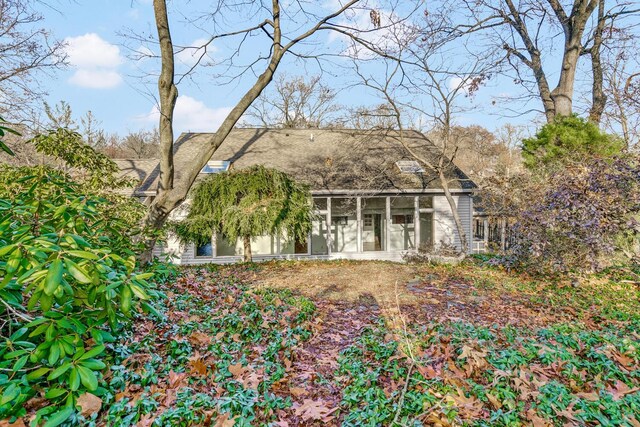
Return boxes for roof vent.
[396,160,425,174]
[201,160,230,174]
[309,133,314,142]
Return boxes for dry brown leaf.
[188,353,208,376]
[575,391,599,401]
[486,392,502,410]
[606,380,640,401]
[188,331,212,347]
[416,364,438,379]
[228,363,247,377]
[289,386,308,397]
[136,413,155,427]
[446,389,485,419]
[76,393,102,416]
[525,409,553,427]
[612,352,635,370]
[214,413,236,427]
[168,371,188,389]
[292,398,338,421]
[555,403,580,426]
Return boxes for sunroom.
[190,194,437,262]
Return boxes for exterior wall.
[433,195,473,252]
[159,193,475,265]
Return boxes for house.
[116,128,477,264]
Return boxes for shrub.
[522,115,624,170]
[505,155,640,273]
[0,166,159,424]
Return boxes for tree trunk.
[139,0,361,262]
[143,0,286,243]
[439,169,469,255]
[139,0,179,264]
[588,0,606,123]
[243,235,252,262]
[547,0,598,118]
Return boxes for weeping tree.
[174,165,314,262]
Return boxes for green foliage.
[0,166,160,424]
[522,115,624,170]
[29,128,130,189]
[336,319,640,426]
[174,165,314,258]
[0,116,19,156]
[96,267,316,426]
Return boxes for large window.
[419,212,434,249]
[195,241,213,257]
[389,197,415,250]
[198,195,437,257]
[331,198,357,253]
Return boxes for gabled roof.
[116,128,477,196]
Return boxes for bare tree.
[142,0,412,258]
[600,28,640,148]
[120,129,160,159]
[0,0,66,120]
[341,104,400,130]
[243,74,341,128]
[445,0,639,123]
[349,43,492,253]
[80,111,107,149]
[43,100,76,130]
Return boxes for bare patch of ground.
[251,260,574,329]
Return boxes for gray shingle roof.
[117,128,477,195]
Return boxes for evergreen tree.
[175,165,314,262]
[522,115,623,170]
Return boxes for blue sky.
[38,0,551,137]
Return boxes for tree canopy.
[175,165,314,262]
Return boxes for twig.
[392,360,414,426]
[0,297,33,322]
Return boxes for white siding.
[433,195,473,253]
[157,194,475,264]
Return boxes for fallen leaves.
[606,380,640,401]
[64,263,639,427]
[76,393,102,417]
[292,399,338,422]
[0,419,26,427]
[188,331,212,347]
[446,390,485,419]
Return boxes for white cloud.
[68,69,123,89]
[327,8,416,60]
[176,38,217,67]
[145,96,232,133]
[64,33,123,89]
[65,33,122,68]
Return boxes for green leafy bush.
[522,115,623,170]
[0,166,159,425]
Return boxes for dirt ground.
[250,260,568,329]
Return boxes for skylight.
[396,160,424,174]
[201,160,230,174]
